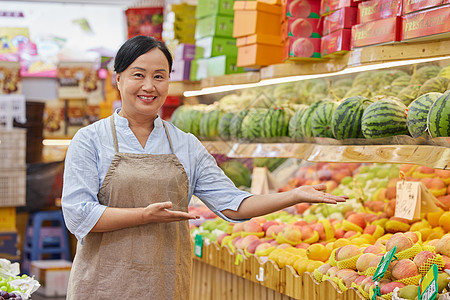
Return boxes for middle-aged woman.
[61,35,348,299]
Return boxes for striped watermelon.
[300,100,328,138]
[199,110,223,139]
[311,101,340,138]
[407,92,442,138]
[218,112,235,139]
[331,96,373,139]
[361,98,409,139]
[427,91,450,138]
[418,77,450,96]
[241,108,268,140]
[229,110,248,139]
[261,108,293,138]
[184,109,204,136]
[289,105,309,139]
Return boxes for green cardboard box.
[195,15,234,39]
[190,56,244,80]
[196,0,235,18]
[195,36,237,58]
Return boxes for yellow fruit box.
[233,1,283,38]
[236,34,284,68]
[0,207,16,231]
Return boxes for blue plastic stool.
[22,210,71,273]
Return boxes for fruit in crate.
[241,108,268,140]
[418,77,449,96]
[381,282,406,295]
[407,92,442,138]
[391,259,420,280]
[331,96,373,139]
[311,101,339,138]
[260,107,293,138]
[427,91,450,138]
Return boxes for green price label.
[373,246,398,282]
[194,234,203,258]
[419,264,438,300]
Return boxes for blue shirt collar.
[113,108,163,129]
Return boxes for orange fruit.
[306,244,332,262]
[306,260,324,273]
[438,212,450,232]
[427,209,445,227]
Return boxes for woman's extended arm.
[221,184,347,220]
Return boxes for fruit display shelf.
[201,142,450,169]
[190,242,366,300]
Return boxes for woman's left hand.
[292,183,348,204]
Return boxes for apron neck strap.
[110,116,119,153]
[162,121,175,154]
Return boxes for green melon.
[289,105,309,139]
[229,110,248,139]
[418,77,450,96]
[331,96,374,139]
[241,108,268,140]
[184,109,204,136]
[219,160,251,188]
[199,110,223,139]
[427,91,450,138]
[438,65,450,79]
[410,65,441,85]
[311,101,340,138]
[391,75,412,87]
[407,92,442,138]
[398,85,421,106]
[261,107,293,138]
[300,100,328,138]
[361,98,409,139]
[344,85,373,99]
[218,112,235,139]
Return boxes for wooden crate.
[191,242,367,300]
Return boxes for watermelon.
[289,105,309,139]
[398,85,421,106]
[219,160,251,188]
[229,110,248,139]
[300,100,328,138]
[361,98,409,139]
[241,108,268,140]
[218,112,235,139]
[253,158,287,172]
[331,96,374,139]
[438,65,450,79]
[427,91,450,138]
[333,78,353,88]
[344,85,373,99]
[418,77,450,96]
[311,101,340,138]
[391,75,412,87]
[410,65,441,85]
[352,72,374,87]
[407,92,442,138]
[199,110,223,139]
[261,108,293,138]
[183,109,204,136]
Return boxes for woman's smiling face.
[116,47,170,119]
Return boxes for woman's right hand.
[142,201,200,223]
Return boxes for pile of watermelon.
[170,64,450,141]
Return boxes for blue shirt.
[62,110,252,241]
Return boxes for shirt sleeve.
[61,128,107,242]
[191,137,252,222]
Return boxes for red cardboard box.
[282,17,323,38]
[403,0,447,15]
[402,4,450,41]
[321,28,352,57]
[352,17,401,48]
[323,7,357,35]
[358,0,402,24]
[283,36,322,60]
[320,0,358,16]
[283,0,321,18]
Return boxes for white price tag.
[395,181,420,220]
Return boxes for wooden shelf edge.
[202,141,450,169]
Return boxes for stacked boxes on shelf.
[233,0,284,68]
[171,3,197,44]
[282,0,323,60]
[321,5,356,57]
[351,0,402,48]
[191,0,243,80]
[171,44,196,82]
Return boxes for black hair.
[114,35,173,74]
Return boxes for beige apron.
[67,116,192,299]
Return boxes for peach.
[244,220,263,233]
[232,222,245,233]
[217,233,230,245]
[435,236,450,257]
[334,228,345,239]
[347,213,367,229]
[311,222,326,240]
[292,38,314,57]
[336,269,356,279]
[435,169,450,179]
[326,266,339,277]
[404,231,419,243]
[291,18,313,37]
[232,236,242,247]
[336,244,361,261]
[417,165,435,175]
[246,239,263,254]
[363,245,385,255]
[288,0,312,18]
[362,276,375,293]
[442,255,450,264]
[266,224,285,237]
[342,272,360,288]
[300,226,315,241]
[238,235,259,250]
[381,282,405,295]
[280,224,302,243]
[356,253,378,272]
[385,187,397,200]
[255,242,273,253]
[368,256,383,269]
[343,231,358,239]
[354,275,367,286]
[262,221,280,233]
[444,262,450,270]
[293,220,308,227]
[391,259,419,280]
[386,233,414,252]
[363,225,377,235]
[277,243,293,249]
[317,263,332,275]
[437,195,450,209]
[413,251,437,270]
[295,242,310,249]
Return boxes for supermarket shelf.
[168,80,200,96]
[199,71,260,89]
[202,141,450,169]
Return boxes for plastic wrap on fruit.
[6,277,41,300]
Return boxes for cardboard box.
[282,17,323,38]
[195,15,234,39]
[190,56,244,80]
[174,44,196,61]
[320,0,358,16]
[403,0,448,15]
[31,260,72,297]
[233,1,282,38]
[196,0,235,18]
[351,17,401,48]
[0,207,16,231]
[402,4,450,41]
[283,0,321,18]
[283,37,322,60]
[259,0,282,5]
[358,0,402,24]
[323,7,357,35]
[236,34,284,68]
[0,231,18,258]
[321,28,351,57]
[170,60,192,81]
[195,36,238,58]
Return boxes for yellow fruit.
[286,255,304,267]
[293,257,308,275]
[276,251,294,268]
[427,209,445,227]
[427,227,445,240]
[306,260,324,273]
[307,244,332,262]
[438,212,450,232]
[350,237,368,246]
[326,242,335,252]
[333,238,351,249]
[418,228,434,241]
[410,220,432,231]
